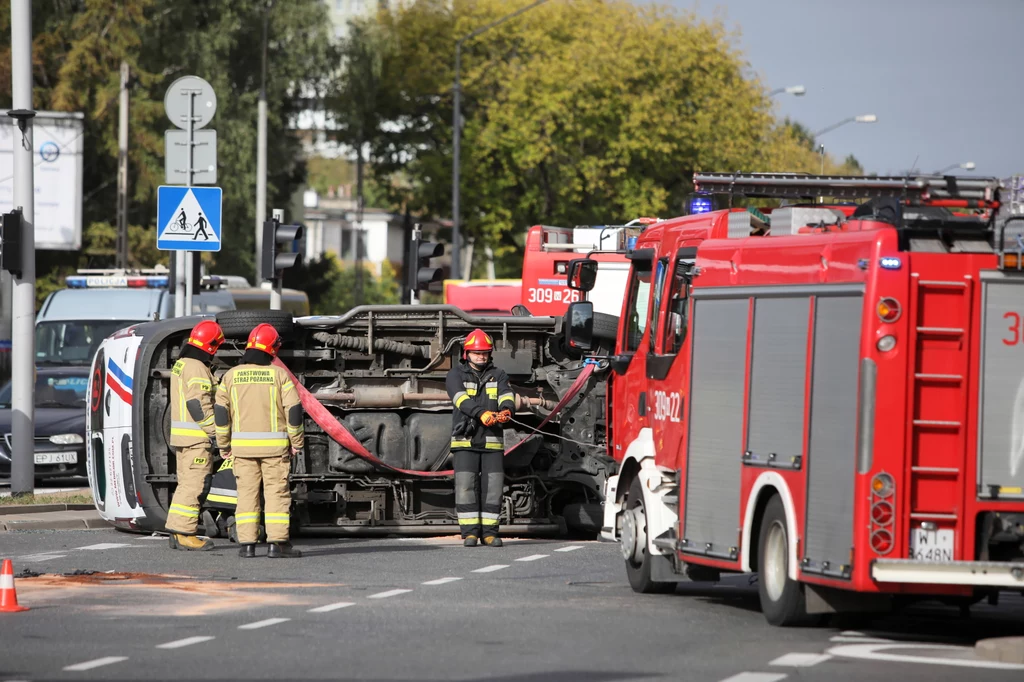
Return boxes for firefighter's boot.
[238,544,257,558]
[463,535,479,547]
[169,533,214,551]
[268,542,302,558]
[482,536,503,547]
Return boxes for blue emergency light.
[689,196,712,214]
[879,257,902,270]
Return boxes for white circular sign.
[164,75,217,130]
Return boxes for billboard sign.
[0,111,85,250]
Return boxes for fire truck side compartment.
[683,296,747,559]
[802,292,864,578]
[978,271,1024,500]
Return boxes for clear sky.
[660,0,1023,178]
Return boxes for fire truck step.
[911,466,960,474]
[913,373,963,382]
[915,326,965,335]
[917,280,969,288]
[912,419,961,428]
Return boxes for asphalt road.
[1,529,1023,682]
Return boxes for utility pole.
[451,0,551,282]
[116,61,130,269]
[8,0,36,495]
[255,3,271,284]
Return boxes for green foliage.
[283,253,399,315]
[0,0,336,303]
[333,0,868,275]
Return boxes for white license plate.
[910,528,954,562]
[34,452,78,465]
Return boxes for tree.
[343,0,838,278]
[0,0,336,305]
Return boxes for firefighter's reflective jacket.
[214,364,304,458]
[169,357,218,447]
[445,360,516,451]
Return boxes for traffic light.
[0,209,24,278]
[261,218,304,281]
[411,234,444,291]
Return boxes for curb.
[975,637,1024,664]
[0,504,95,516]
[0,516,110,532]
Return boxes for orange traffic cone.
[0,559,29,613]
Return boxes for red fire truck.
[565,172,1024,625]
[442,278,523,316]
[520,222,650,317]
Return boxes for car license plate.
[34,452,78,465]
[910,528,954,562]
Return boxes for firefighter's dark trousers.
[454,449,504,539]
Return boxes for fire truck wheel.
[757,495,809,626]
[623,477,676,594]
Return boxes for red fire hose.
[273,358,596,478]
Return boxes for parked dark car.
[0,366,89,480]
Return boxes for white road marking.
[18,553,66,562]
[827,643,1024,670]
[472,564,509,573]
[75,543,132,551]
[718,673,787,682]
[769,653,832,667]
[555,545,583,552]
[308,601,355,613]
[421,577,463,586]
[829,635,895,644]
[63,656,129,671]
[515,554,549,562]
[238,617,291,630]
[368,589,413,599]
[156,636,215,649]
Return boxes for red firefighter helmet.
[186,320,225,355]
[246,323,283,357]
[462,328,494,359]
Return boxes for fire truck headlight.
[876,335,897,352]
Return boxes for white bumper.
[600,474,621,541]
[872,559,1024,588]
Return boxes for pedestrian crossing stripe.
[156,185,223,252]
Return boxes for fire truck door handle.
[638,392,647,416]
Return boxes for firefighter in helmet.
[166,319,225,551]
[215,324,305,558]
[445,328,516,547]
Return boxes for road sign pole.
[9,0,35,494]
[183,90,196,317]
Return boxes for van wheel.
[757,495,809,626]
[622,477,675,594]
[216,309,294,340]
[592,312,619,341]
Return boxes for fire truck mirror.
[567,259,597,291]
[566,301,594,351]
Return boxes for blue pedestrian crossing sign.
[156,185,222,252]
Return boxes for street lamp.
[935,161,976,174]
[813,114,877,138]
[769,85,805,97]
[452,0,551,281]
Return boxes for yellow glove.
[480,411,498,427]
